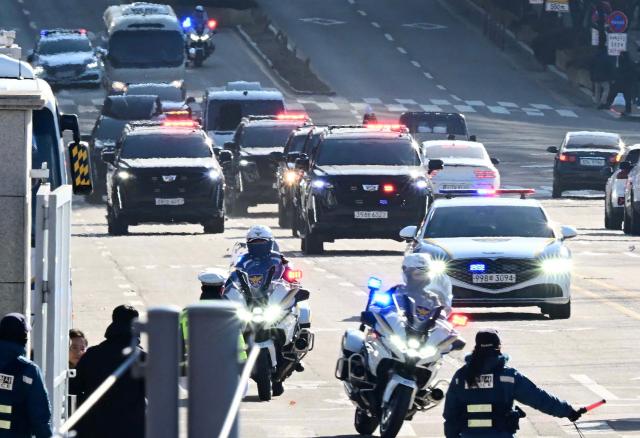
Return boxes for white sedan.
[422,140,500,194]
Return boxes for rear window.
[242,125,297,148]
[126,86,183,102]
[206,99,285,131]
[95,118,127,141]
[565,134,620,150]
[121,134,212,159]
[424,144,486,160]
[286,132,310,153]
[315,139,421,166]
[400,114,467,136]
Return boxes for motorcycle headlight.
[201,34,210,41]
[540,257,572,275]
[429,259,448,278]
[239,159,250,167]
[34,66,44,75]
[262,305,282,324]
[414,179,429,190]
[87,61,99,69]
[117,170,133,181]
[190,33,200,42]
[237,308,253,323]
[207,169,220,180]
[418,345,438,359]
[389,335,408,353]
[111,81,126,92]
[284,170,298,185]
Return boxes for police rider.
[192,5,209,32]
[443,329,582,437]
[362,105,378,125]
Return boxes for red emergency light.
[382,183,395,193]
[207,19,218,30]
[276,113,308,121]
[163,120,198,128]
[284,268,303,283]
[449,314,469,327]
[364,123,408,132]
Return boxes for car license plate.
[155,198,184,206]
[56,70,76,78]
[441,184,469,190]
[472,273,516,284]
[580,158,604,167]
[354,211,388,219]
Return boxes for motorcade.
[181,15,218,67]
[223,114,310,215]
[422,140,500,195]
[27,28,102,87]
[604,145,640,229]
[295,124,442,254]
[399,112,473,143]
[122,82,193,112]
[202,81,286,147]
[103,2,185,90]
[547,131,625,198]
[102,120,226,235]
[400,190,577,319]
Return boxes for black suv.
[102,121,228,235]
[223,115,310,215]
[294,125,440,254]
[399,112,473,143]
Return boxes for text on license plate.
[441,184,469,190]
[354,211,388,219]
[472,273,516,284]
[580,158,604,166]
[155,198,184,206]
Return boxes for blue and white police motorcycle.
[181,16,217,67]
[225,264,313,401]
[336,278,466,438]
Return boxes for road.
[2,0,640,436]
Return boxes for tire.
[226,197,248,217]
[277,198,292,228]
[624,205,632,234]
[604,197,624,230]
[379,385,413,438]
[107,206,128,236]
[255,349,272,402]
[354,408,378,436]
[301,229,323,255]
[194,52,204,67]
[203,216,225,234]
[552,179,563,199]
[546,301,571,320]
[631,205,640,235]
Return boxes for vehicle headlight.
[87,61,99,69]
[111,81,126,92]
[117,170,133,181]
[429,259,448,278]
[201,34,210,41]
[311,179,333,190]
[414,179,429,190]
[284,170,298,185]
[540,257,572,275]
[262,305,282,324]
[237,308,253,323]
[407,338,420,349]
[418,345,438,359]
[190,33,200,41]
[239,159,250,167]
[389,335,407,353]
[33,66,44,75]
[207,169,220,180]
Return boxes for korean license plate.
[354,211,388,219]
[440,184,469,190]
[472,273,516,284]
[580,158,604,167]
[155,198,184,206]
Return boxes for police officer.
[443,329,582,437]
[192,5,209,31]
[229,226,287,290]
[0,313,52,438]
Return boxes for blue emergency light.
[367,276,382,291]
[469,263,486,273]
[371,291,392,307]
[182,17,192,29]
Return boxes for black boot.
[272,380,284,396]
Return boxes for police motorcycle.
[336,278,466,438]
[181,15,217,67]
[225,264,313,401]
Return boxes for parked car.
[604,145,640,229]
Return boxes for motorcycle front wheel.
[354,408,378,435]
[379,385,413,438]
[255,349,272,401]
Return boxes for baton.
[579,399,607,414]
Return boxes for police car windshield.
[120,135,211,159]
[286,133,309,153]
[243,125,297,148]
[207,100,285,131]
[565,135,620,150]
[316,139,420,166]
[424,206,553,238]
[126,86,183,102]
[95,118,127,141]
[424,144,485,160]
[109,30,184,68]
[38,37,92,55]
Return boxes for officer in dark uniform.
[443,329,582,437]
[0,313,52,438]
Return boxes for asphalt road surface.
[3,0,640,436]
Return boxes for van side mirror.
[547,146,559,154]
[560,225,577,240]
[223,141,236,151]
[60,114,81,143]
[185,96,196,105]
[68,142,93,195]
[217,150,232,164]
[469,134,477,142]
[101,149,116,165]
[427,159,444,174]
[295,289,310,303]
[619,161,633,171]
[295,155,310,171]
[490,157,500,165]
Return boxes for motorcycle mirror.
[294,289,310,303]
[236,270,251,294]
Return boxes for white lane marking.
[423,72,433,79]
[286,102,305,111]
[347,0,355,4]
[531,103,553,110]
[497,101,518,108]
[386,104,408,112]
[454,105,475,113]
[338,281,354,287]
[17,0,24,3]
[420,104,442,112]
[398,423,417,436]
[450,94,462,101]
[169,265,183,269]
[101,251,111,257]
[384,33,394,41]
[357,9,367,16]
[557,109,578,117]
[436,85,446,90]
[363,97,383,104]
[144,265,157,270]
[523,110,544,117]
[351,289,367,296]
[430,99,450,106]
[130,300,144,307]
[488,105,510,114]
[22,8,30,15]
[316,102,340,110]
[625,252,640,258]
[313,267,327,272]
[571,374,620,400]
[466,100,486,106]
[325,274,340,280]
[56,98,75,106]
[296,98,315,104]
[371,21,380,28]
[395,98,417,105]
[123,291,137,297]
[124,266,136,271]
[29,22,37,30]
[118,284,132,289]
[78,105,98,114]
[91,98,105,106]
[411,60,421,68]
[397,46,407,54]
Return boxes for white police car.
[399,190,577,319]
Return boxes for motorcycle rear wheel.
[379,385,412,438]
[354,408,378,435]
[255,349,272,401]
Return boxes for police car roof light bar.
[163,120,198,128]
[276,113,308,121]
[327,124,366,130]
[439,188,535,199]
[364,123,408,132]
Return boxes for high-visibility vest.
[179,310,248,362]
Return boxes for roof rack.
[40,28,87,37]
[439,188,535,200]
[327,124,366,130]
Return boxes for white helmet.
[246,225,274,242]
[198,268,227,286]
[402,253,431,283]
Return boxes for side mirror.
[218,149,233,164]
[223,141,236,151]
[490,157,500,165]
[68,142,93,195]
[269,151,285,162]
[427,159,444,174]
[560,225,577,240]
[60,114,81,143]
[185,96,196,105]
[469,134,477,142]
[101,149,116,165]
[294,289,310,303]
[286,152,301,163]
[547,146,559,154]
[601,166,614,177]
[619,161,633,171]
[295,156,310,171]
[399,225,417,241]
[360,311,377,327]
[95,47,107,58]
[26,51,35,63]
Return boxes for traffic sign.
[607,11,628,33]
[591,2,612,26]
[607,32,627,55]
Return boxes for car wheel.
[552,179,563,199]
[546,301,571,320]
[277,198,292,228]
[202,216,225,234]
[107,206,128,236]
[301,219,323,254]
[630,202,640,235]
[604,199,624,230]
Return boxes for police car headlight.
[429,260,448,278]
[190,33,200,42]
[311,179,333,190]
[34,66,44,75]
[87,61,99,69]
[116,170,133,181]
[540,257,572,275]
[239,159,250,167]
[414,179,429,190]
[207,169,220,180]
[111,81,126,92]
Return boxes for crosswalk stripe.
[465,100,486,106]
[315,102,340,110]
[523,109,544,116]
[430,99,451,106]
[530,103,553,110]
[454,105,475,113]
[420,104,442,112]
[91,98,104,106]
[57,98,75,106]
[488,106,510,114]
[363,97,383,104]
[556,109,578,117]
[386,104,408,112]
[497,101,518,108]
[287,102,305,110]
[395,98,417,105]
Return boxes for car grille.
[129,168,216,197]
[447,258,539,290]
[453,284,563,300]
[46,64,86,77]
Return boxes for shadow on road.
[72,231,204,238]
[242,395,264,403]
[607,418,640,431]
[306,250,404,257]
[458,311,548,322]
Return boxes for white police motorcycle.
[336,278,466,438]
[225,265,313,401]
[181,16,217,67]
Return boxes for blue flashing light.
[469,263,486,272]
[40,30,47,36]
[367,276,382,291]
[371,291,392,307]
[379,199,388,205]
[182,17,192,29]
